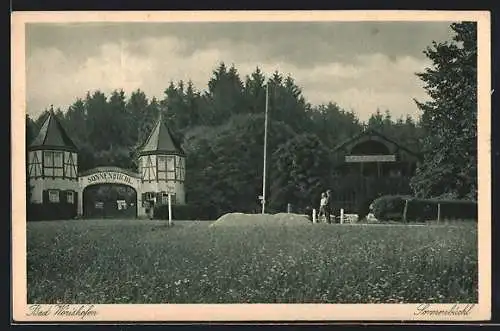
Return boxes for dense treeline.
[26,21,477,216]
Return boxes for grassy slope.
[27,219,478,304]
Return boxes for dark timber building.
[329,129,421,214]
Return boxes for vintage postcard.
[11,10,491,322]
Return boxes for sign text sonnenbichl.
[87,171,133,185]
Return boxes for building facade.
[329,129,421,214]
[27,112,186,220]
[27,113,80,219]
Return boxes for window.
[48,190,60,203]
[155,155,177,181]
[176,156,185,181]
[166,156,175,180]
[160,192,177,205]
[145,192,155,201]
[44,151,64,177]
[161,192,168,204]
[66,191,74,204]
[44,151,53,176]
[53,152,63,176]
[157,156,167,181]
[141,157,147,179]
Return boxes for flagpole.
[262,82,269,214]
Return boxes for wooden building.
[329,129,421,214]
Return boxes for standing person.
[325,189,333,224]
[319,192,328,223]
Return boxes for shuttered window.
[48,190,60,203]
[66,191,74,203]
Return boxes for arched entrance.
[83,183,137,218]
[77,166,144,219]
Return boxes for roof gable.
[333,129,420,160]
[29,112,78,151]
[139,115,185,156]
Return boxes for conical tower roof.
[28,111,78,152]
[139,114,185,156]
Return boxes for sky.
[25,21,455,122]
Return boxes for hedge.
[371,195,477,223]
[27,203,77,222]
[153,204,219,220]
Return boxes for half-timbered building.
[27,113,186,220]
[138,114,186,208]
[27,111,79,219]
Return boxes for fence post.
[312,209,317,223]
[287,203,292,213]
[168,193,172,226]
[402,199,409,223]
[437,203,441,223]
[340,208,344,224]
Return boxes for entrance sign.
[345,154,396,163]
[87,171,134,185]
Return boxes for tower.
[27,111,79,220]
[138,114,186,216]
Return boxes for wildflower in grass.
[27,220,477,304]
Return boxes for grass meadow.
[27,218,478,304]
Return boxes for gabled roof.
[333,128,420,158]
[138,114,185,156]
[29,111,78,152]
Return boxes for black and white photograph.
[12,11,491,322]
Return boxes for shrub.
[153,204,218,220]
[408,199,477,222]
[371,195,410,222]
[27,203,77,222]
[371,195,478,223]
[405,199,438,222]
